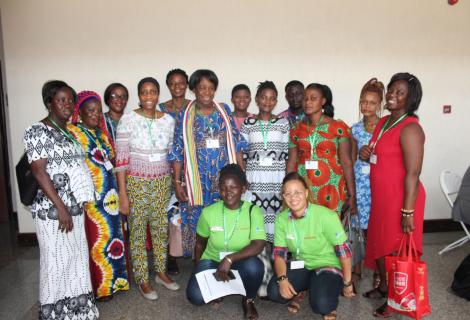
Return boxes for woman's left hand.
[214,258,232,282]
[342,285,355,298]
[401,215,415,233]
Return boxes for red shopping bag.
[385,234,431,319]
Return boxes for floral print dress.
[289,119,351,214]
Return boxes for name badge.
[291,260,305,270]
[361,165,370,174]
[210,226,224,232]
[149,153,164,162]
[206,139,219,149]
[104,160,113,171]
[305,160,318,170]
[219,251,234,260]
[370,154,377,165]
[286,234,295,240]
[259,157,273,166]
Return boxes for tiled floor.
[1,222,469,319]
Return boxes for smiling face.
[385,80,409,112]
[79,98,102,129]
[232,89,251,112]
[138,82,159,111]
[256,88,277,114]
[194,77,216,107]
[285,84,304,109]
[108,86,128,114]
[168,73,188,99]
[219,175,246,210]
[282,179,309,216]
[48,87,75,122]
[303,88,326,116]
[360,91,381,117]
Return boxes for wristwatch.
[276,275,288,284]
[343,281,353,288]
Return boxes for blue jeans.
[267,263,343,315]
[186,256,264,305]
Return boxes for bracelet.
[276,275,288,284]
[401,208,415,213]
[402,213,414,218]
[343,281,353,288]
[224,256,233,265]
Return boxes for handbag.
[15,152,38,206]
[342,210,365,267]
[168,206,183,257]
[386,234,431,319]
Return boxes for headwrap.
[183,100,237,206]
[71,90,111,140]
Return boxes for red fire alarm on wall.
[443,105,452,114]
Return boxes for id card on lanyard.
[258,117,273,166]
[289,210,308,270]
[220,206,241,260]
[305,115,323,171]
[369,114,407,165]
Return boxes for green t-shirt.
[274,203,347,270]
[197,201,266,262]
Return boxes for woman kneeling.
[267,173,355,319]
[186,164,266,319]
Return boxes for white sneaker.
[155,275,180,291]
[138,284,159,300]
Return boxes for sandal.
[242,297,258,320]
[373,301,391,318]
[323,310,337,320]
[287,291,305,314]
[363,287,387,299]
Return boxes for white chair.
[439,170,470,255]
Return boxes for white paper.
[195,269,246,303]
[290,260,305,269]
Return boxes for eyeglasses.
[110,94,128,101]
[282,191,305,200]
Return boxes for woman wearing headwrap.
[69,91,129,301]
[168,69,248,258]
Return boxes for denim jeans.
[186,256,264,305]
[267,263,343,315]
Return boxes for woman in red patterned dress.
[287,83,356,215]
[361,73,425,317]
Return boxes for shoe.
[155,275,180,290]
[138,284,158,300]
[167,257,180,275]
[363,287,387,299]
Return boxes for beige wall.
[2,0,469,233]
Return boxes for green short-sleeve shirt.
[197,201,266,262]
[274,203,347,270]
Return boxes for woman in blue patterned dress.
[169,69,248,258]
[351,78,384,283]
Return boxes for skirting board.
[16,219,467,247]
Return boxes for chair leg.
[439,236,470,255]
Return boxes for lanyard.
[105,114,116,141]
[370,114,407,150]
[306,115,324,160]
[223,205,242,251]
[47,117,81,150]
[290,208,308,259]
[143,116,156,147]
[202,114,215,138]
[78,124,108,161]
[258,116,272,151]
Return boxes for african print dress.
[351,120,372,229]
[69,124,129,299]
[289,119,351,214]
[23,122,98,320]
[168,103,248,257]
[240,116,289,242]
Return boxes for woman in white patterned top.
[23,80,98,320]
[115,77,178,300]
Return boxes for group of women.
[23,68,425,320]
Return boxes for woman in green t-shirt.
[186,164,266,320]
[267,173,355,320]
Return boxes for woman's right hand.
[359,145,372,161]
[174,183,188,203]
[119,193,131,216]
[279,279,297,300]
[57,207,73,233]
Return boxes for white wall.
[1,0,469,233]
